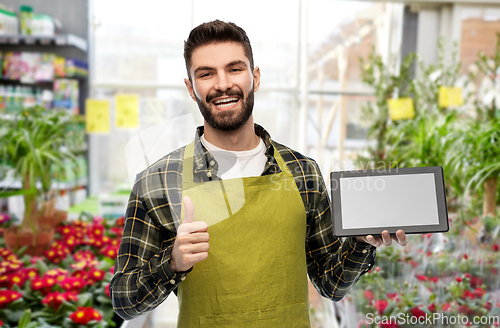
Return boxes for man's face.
[185,42,260,131]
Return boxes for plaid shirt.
[110,124,376,320]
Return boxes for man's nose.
[214,72,233,91]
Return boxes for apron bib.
[177,140,310,328]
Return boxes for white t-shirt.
[200,135,267,180]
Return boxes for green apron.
[177,140,311,327]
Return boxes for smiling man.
[110,20,407,327]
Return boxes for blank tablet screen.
[330,166,449,237]
[340,174,439,229]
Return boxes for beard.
[195,85,255,132]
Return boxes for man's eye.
[199,73,211,78]
[231,68,241,72]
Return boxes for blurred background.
[0,0,500,327]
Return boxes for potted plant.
[0,106,83,255]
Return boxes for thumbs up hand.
[169,196,210,273]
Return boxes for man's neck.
[202,117,260,151]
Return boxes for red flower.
[493,244,499,252]
[462,290,475,300]
[463,254,468,260]
[442,303,452,311]
[69,307,102,325]
[386,293,400,302]
[105,283,111,298]
[99,246,118,259]
[416,275,428,282]
[464,273,470,278]
[428,303,436,312]
[409,306,426,318]
[429,277,439,283]
[458,304,474,316]
[485,302,492,311]
[61,277,86,293]
[7,273,26,288]
[374,300,388,315]
[116,216,125,226]
[61,291,78,302]
[456,277,463,283]
[21,267,39,280]
[31,276,57,295]
[86,268,106,285]
[469,276,483,289]
[42,291,64,310]
[364,290,374,301]
[473,287,485,298]
[381,321,400,328]
[0,290,22,307]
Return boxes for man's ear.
[253,66,261,92]
[184,78,197,102]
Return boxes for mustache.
[206,89,244,103]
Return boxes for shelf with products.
[0,34,87,52]
[0,0,91,220]
[0,50,88,114]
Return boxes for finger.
[381,230,392,246]
[186,252,209,265]
[183,196,195,224]
[366,235,374,245]
[185,232,210,244]
[178,221,208,235]
[185,242,210,254]
[395,230,407,246]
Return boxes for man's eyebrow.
[194,60,247,75]
[194,66,214,75]
[226,60,246,67]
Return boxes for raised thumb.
[183,196,195,224]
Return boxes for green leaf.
[36,258,49,275]
[77,292,93,307]
[18,309,32,328]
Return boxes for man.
[110,20,407,327]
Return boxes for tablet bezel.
[330,166,449,237]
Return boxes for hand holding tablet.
[330,166,449,238]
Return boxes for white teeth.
[214,97,238,105]
[217,102,235,108]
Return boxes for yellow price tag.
[388,98,415,121]
[115,94,139,129]
[85,99,110,133]
[439,86,463,108]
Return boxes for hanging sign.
[439,86,464,108]
[85,99,110,133]
[388,98,415,121]
[115,94,139,129]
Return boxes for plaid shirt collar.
[190,124,280,182]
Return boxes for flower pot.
[38,210,68,228]
[3,226,55,256]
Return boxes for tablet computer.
[330,166,449,237]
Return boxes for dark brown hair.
[184,20,254,80]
